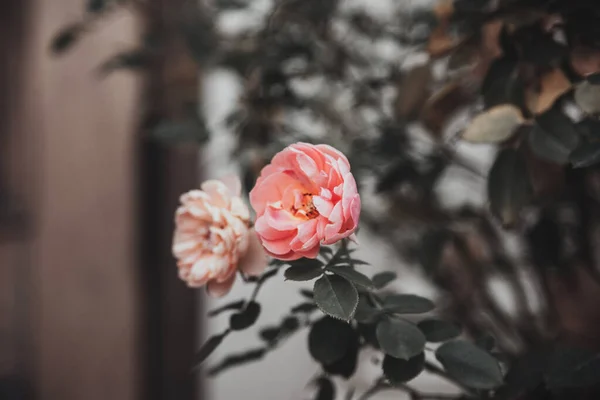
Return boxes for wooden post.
[0,0,201,399]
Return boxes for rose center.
[291,193,319,219]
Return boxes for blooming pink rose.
[249,142,360,260]
[172,176,267,297]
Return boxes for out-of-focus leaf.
[528,68,572,115]
[314,377,335,400]
[529,107,580,164]
[545,346,600,389]
[326,265,374,289]
[259,327,281,343]
[496,348,549,399]
[291,302,318,314]
[421,82,473,136]
[87,0,108,13]
[417,319,461,342]
[436,341,503,389]
[575,80,600,115]
[474,333,496,351]
[428,25,461,58]
[372,272,396,289]
[193,330,229,369]
[98,49,150,76]
[382,294,435,314]
[487,148,533,227]
[229,301,261,331]
[394,64,432,120]
[313,275,359,321]
[207,347,266,376]
[50,23,83,55]
[462,105,523,143]
[383,353,425,385]
[151,117,209,144]
[376,317,426,360]
[570,140,600,168]
[322,331,359,379]
[419,228,453,275]
[308,317,355,365]
[179,3,218,63]
[482,57,524,109]
[208,300,245,317]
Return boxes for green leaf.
[497,348,549,399]
[354,295,381,324]
[98,49,149,76]
[179,3,218,63]
[50,23,83,55]
[372,272,397,289]
[419,228,452,275]
[291,302,318,314]
[383,353,425,385]
[545,346,600,389]
[326,266,374,289]
[313,275,359,321]
[259,327,281,343]
[376,317,426,360]
[152,118,209,144]
[435,341,503,389]
[482,57,524,109]
[570,140,600,168]
[308,317,355,365]
[207,347,266,376]
[229,301,261,331]
[382,294,435,314]
[487,148,533,227]
[285,262,324,281]
[475,333,496,351]
[87,0,107,13]
[314,377,335,400]
[417,319,461,342]
[529,108,580,164]
[193,331,228,369]
[208,300,245,317]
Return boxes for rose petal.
[238,229,268,276]
[207,273,236,298]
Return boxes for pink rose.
[172,176,267,297]
[249,142,361,261]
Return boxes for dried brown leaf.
[571,46,600,77]
[394,64,432,120]
[529,68,572,115]
[462,105,524,143]
[421,82,473,136]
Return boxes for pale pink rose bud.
[172,176,267,297]
[249,143,361,261]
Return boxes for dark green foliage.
[208,300,245,317]
[436,341,503,390]
[229,301,261,331]
[308,317,355,364]
[193,330,229,369]
[313,275,358,321]
[417,319,461,343]
[382,294,435,314]
[376,317,426,360]
[326,265,374,289]
[314,377,335,400]
[487,148,533,227]
[50,23,83,55]
[371,272,396,289]
[383,353,425,385]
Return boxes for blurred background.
[2,0,580,399]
